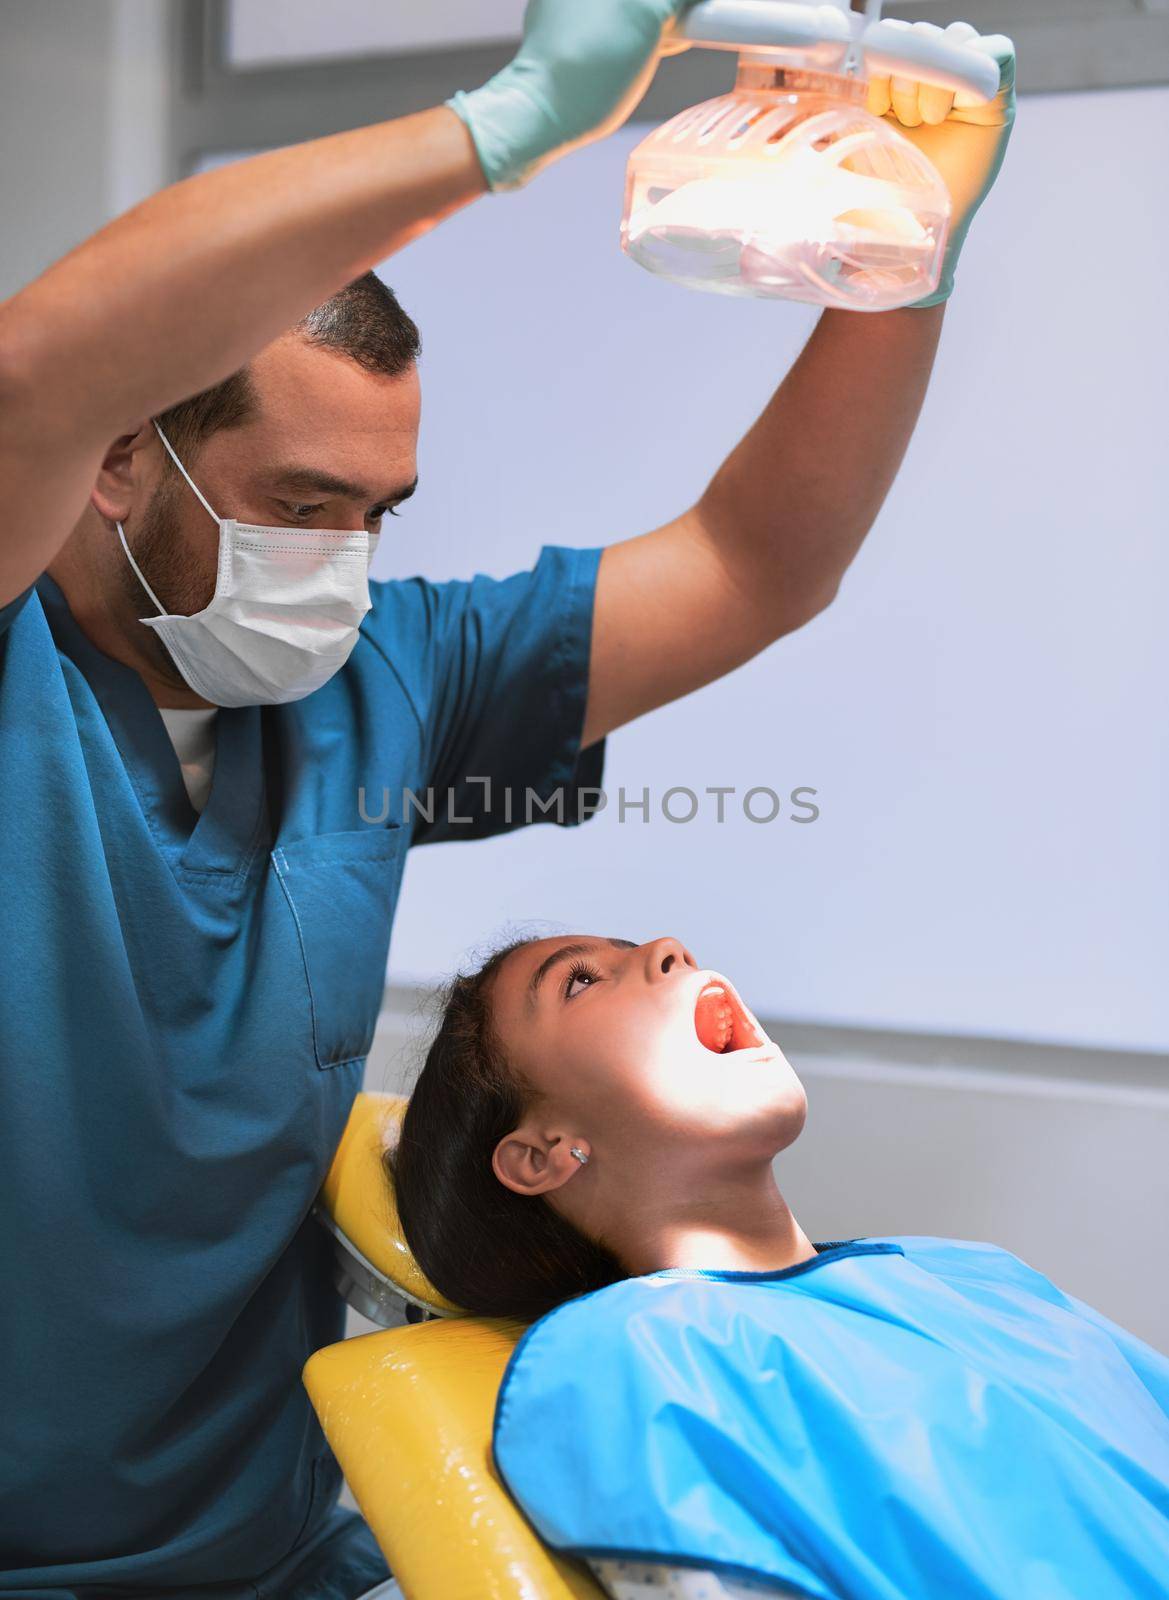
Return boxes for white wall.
[378,85,1169,1052]
[0,1,171,301]
[227,0,527,66]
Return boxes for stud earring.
[570,1146,589,1166]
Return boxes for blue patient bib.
[493,1237,1169,1599]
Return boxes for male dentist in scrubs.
[0,2,1014,1594]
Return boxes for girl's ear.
[492,1129,586,1196]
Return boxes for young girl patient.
[390,933,1169,1600]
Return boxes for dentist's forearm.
[0,106,485,441]
[695,303,945,635]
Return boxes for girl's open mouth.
[693,976,764,1054]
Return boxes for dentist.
[0,2,1014,1595]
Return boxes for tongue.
[694,987,732,1053]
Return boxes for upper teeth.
[708,987,733,1049]
[713,998,732,1049]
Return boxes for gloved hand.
[448,0,697,192]
[866,21,1017,307]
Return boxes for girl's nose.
[643,935,697,982]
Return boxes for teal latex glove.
[449,0,697,192]
[866,21,1017,308]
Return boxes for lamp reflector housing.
[621,65,952,310]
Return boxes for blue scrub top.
[0,547,606,1594]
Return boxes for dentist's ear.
[89,421,159,525]
[493,1130,591,1196]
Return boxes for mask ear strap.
[152,420,221,523]
[115,521,168,617]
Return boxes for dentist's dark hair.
[153,272,420,456]
[388,937,626,1322]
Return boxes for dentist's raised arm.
[0,0,697,610]
[578,24,1016,748]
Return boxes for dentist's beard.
[115,475,217,687]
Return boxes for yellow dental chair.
[303,1092,606,1600]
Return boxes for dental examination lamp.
[621,0,1002,309]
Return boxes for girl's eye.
[563,959,602,1000]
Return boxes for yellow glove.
[867,20,1017,307]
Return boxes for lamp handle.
[678,1,852,53]
[862,19,1003,99]
[677,1,1002,101]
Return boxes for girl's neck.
[612,1164,817,1277]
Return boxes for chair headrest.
[318,1092,463,1319]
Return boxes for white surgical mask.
[113,422,380,707]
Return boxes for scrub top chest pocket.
[272,825,407,1069]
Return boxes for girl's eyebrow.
[526,937,637,1011]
